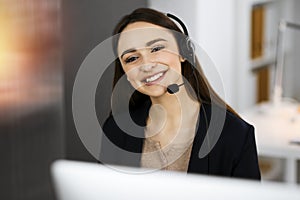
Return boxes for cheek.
[157,52,182,72]
[121,63,136,75]
[164,55,183,83]
[123,67,142,88]
[121,62,137,79]
[124,65,138,77]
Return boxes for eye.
[151,45,165,53]
[124,56,138,63]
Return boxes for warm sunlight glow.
[0,2,62,116]
[0,6,23,85]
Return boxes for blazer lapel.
[188,104,211,174]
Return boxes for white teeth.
[145,72,163,83]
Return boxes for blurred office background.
[0,0,300,200]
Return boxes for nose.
[139,49,155,72]
[140,63,154,72]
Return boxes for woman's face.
[117,22,184,98]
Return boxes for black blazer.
[100,100,261,180]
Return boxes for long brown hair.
[111,8,238,116]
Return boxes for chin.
[139,85,167,98]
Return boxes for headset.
[166,13,195,66]
[166,13,211,175]
[165,13,196,94]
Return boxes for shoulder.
[224,109,254,135]
[201,103,253,134]
[219,109,260,180]
[222,108,254,148]
[190,104,260,179]
[201,103,255,150]
[217,107,256,162]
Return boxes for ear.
[179,55,186,62]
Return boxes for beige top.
[140,137,194,172]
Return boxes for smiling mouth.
[143,71,166,85]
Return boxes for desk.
[241,101,300,184]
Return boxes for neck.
[150,85,199,121]
[146,85,200,146]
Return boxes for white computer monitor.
[51,160,300,200]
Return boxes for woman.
[100,8,261,180]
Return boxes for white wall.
[235,0,257,112]
[196,0,237,108]
[148,0,198,39]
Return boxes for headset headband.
[166,13,189,36]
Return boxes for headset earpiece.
[181,37,195,66]
[166,13,195,66]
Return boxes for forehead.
[117,22,177,55]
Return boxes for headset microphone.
[166,83,185,94]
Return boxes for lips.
[142,71,167,86]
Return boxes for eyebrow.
[120,38,167,59]
[146,38,167,46]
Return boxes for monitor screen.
[51,160,300,200]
